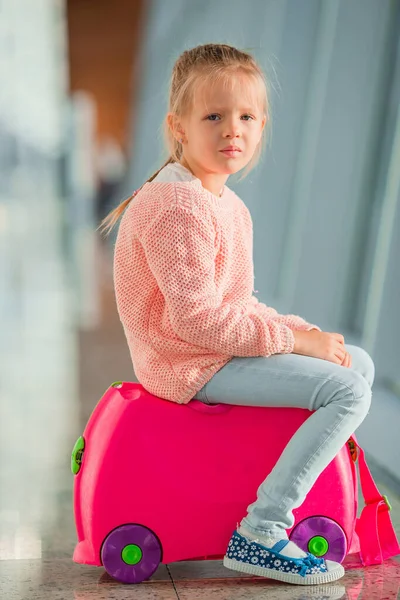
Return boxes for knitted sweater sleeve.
[140,204,295,357]
[250,296,321,332]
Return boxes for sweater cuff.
[283,326,296,353]
[266,324,295,355]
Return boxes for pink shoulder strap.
[353,438,400,565]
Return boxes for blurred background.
[0,0,400,597]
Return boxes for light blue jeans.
[192,344,374,539]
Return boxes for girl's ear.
[166,112,175,135]
[256,114,267,145]
[261,113,268,130]
[167,112,185,142]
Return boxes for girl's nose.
[224,119,241,138]
[225,127,241,138]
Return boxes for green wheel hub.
[308,535,329,557]
[71,436,85,475]
[121,544,143,565]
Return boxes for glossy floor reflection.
[1,242,399,600]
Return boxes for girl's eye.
[207,114,221,121]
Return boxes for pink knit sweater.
[114,167,320,404]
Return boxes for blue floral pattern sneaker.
[223,530,345,585]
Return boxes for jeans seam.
[275,390,359,510]
[196,384,210,404]
[203,383,210,404]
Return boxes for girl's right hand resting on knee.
[292,330,352,367]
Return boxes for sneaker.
[223,530,345,585]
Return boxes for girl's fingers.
[334,353,345,364]
[336,346,346,360]
[342,351,352,368]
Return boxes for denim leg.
[192,344,374,538]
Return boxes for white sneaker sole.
[223,556,345,586]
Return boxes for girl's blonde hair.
[100,43,271,235]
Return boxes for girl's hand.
[292,330,350,366]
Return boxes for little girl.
[101,43,374,586]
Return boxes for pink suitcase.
[71,381,399,583]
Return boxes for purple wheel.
[101,524,162,584]
[289,516,347,563]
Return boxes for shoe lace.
[298,553,325,577]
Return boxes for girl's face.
[179,75,267,177]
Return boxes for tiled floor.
[1,241,399,600]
